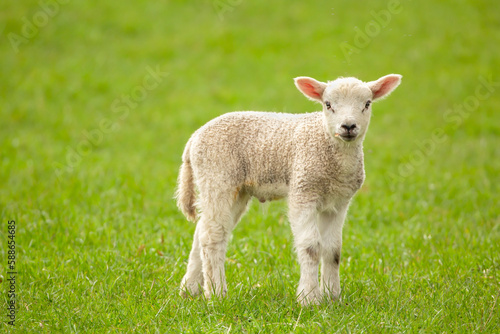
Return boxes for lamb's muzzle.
[338,122,358,141]
[176,73,402,306]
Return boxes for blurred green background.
[1,0,499,332]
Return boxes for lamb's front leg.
[318,205,348,301]
[289,203,322,306]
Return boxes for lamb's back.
[189,111,323,188]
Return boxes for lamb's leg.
[289,203,322,306]
[198,191,250,299]
[198,214,230,298]
[232,191,251,225]
[319,205,348,301]
[180,224,204,297]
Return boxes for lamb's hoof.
[203,285,227,300]
[297,287,322,306]
[180,287,200,298]
[321,287,341,302]
[180,277,203,298]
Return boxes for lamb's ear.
[367,74,402,101]
[294,76,327,102]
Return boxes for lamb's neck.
[326,132,365,157]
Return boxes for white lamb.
[176,74,402,305]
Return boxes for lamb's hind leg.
[180,223,204,297]
[232,190,251,226]
[198,190,249,299]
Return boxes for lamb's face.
[294,74,402,143]
[321,78,373,142]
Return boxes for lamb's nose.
[341,123,357,132]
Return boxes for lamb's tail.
[175,138,197,222]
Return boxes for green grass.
[1,0,499,332]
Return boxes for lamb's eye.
[364,100,371,109]
[325,101,332,110]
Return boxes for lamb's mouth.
[335,133,357,142]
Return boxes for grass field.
[1,0,499,332]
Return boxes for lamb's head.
[294,74,402,143]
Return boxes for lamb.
[176,74,402,305]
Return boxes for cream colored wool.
[176,74,402,305]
